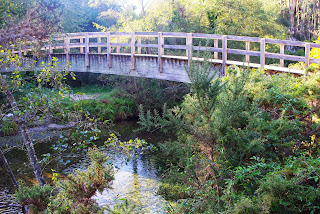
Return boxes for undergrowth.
[138,59,320,213]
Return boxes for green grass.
[71,84,112,95]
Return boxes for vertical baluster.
[137,37,142,54]
[214,39,219,59]
[246,41,250,63]
[107,32,111,68]
[280,44,285,67]
[158,32,164,73]
[97,37,101,53]
[260,38,266,69]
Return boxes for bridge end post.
[222,35,227,76]
[65,36,70,65]
[246,41,250,63]
[305,43,310,75]
[107,32,111,68]
[131,32,136,70]
[187,33,193,67]
[158,32,164,73]
[260,38,266,69]
[85,33,90,67]
[280,44,285,67]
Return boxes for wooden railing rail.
[10,32,320,75]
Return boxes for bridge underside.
[2,54,226,83]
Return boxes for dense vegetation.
[138,59,320,213]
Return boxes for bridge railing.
[11,32,320,75]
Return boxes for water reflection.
[95,153,167,213]
[0,120,171,213]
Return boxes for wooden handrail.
[10,31,320,75]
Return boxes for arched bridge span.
[4,32,320,82]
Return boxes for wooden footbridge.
[4,32,320,82]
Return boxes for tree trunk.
[0,147,19,189]
[0,75,46,186]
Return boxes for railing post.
[214,39,219,59]
[137,37,142,54]
[305,43,310,71]
[48,40,52,62]
[97,37,101,53]
[18,43,22,57]
[186,33,192,66]
[85,33,90,67]
[280,44,285,67]
[107,32,111,68]
[131,32,136,70]
[260,38,266,69]
[116,36,120,53]
[80,36,84,54]
[222,35,227,76]
[158,32,164,73]
[65,36,70,64]
[246,41,250,63]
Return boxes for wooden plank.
[158,32,164,73]
[131,32,135,70]
[85,33,89,67]
[310,43,320,48]
[162,32,188,37]
[222,35,227,76]
[192,33,222,39]
[265,38,306,47]
[227,49,260,57]
[136,44,158,48]
[107,32,111,68]
[69,43,86,47]
[163,45,187,50]
[280,44,285,67]
[110,32,131,36]
[193,46,221,52]
[116,36,120,53]
[265,53,305,61]
[260,38,265,68]
[310,58,320,64]
[246,41,250,63]
[214,39,219,59]
[305,43,310,69]
[137,37,142,54]
[111,43,131,47]
[97,37,101,53]
[135,32,158,36]
[227,35,261,42]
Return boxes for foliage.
[14,184,54,213]
[15,146,114,213]
[138,55,320,213]
[0,119,18,136]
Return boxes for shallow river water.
[0,121,173,213]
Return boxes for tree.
[0,0,62,186]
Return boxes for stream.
[0,120,173,213]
